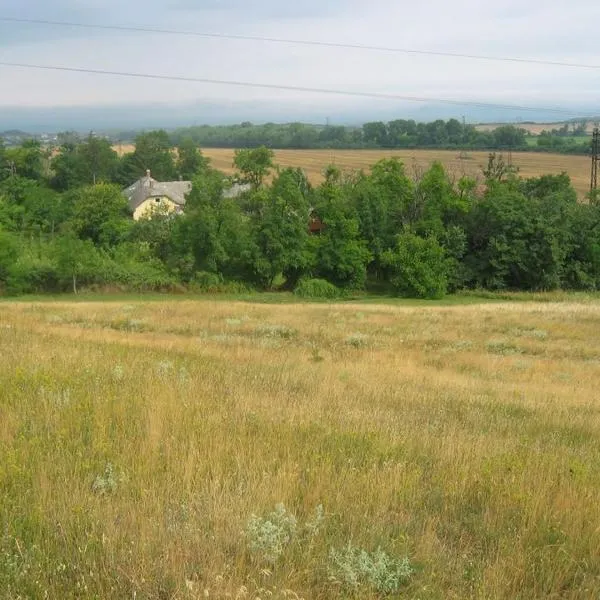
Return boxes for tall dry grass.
[1,299,599,599]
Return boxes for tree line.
[166,119,592,154]
[1,132,599,298]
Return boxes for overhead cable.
[0,61,589,117]
[1,16,599,71]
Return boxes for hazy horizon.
[2,99,596,135]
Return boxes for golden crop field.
[201,148,592,199]
[475,122,596,135]
[112,143,591,198]
[1,297,600,599]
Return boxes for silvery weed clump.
[91,463,122,496]
[245,503,326,564]
[345,333,369,348]
[245,503,298,564]
[328,543,413,595]
[255,324,297,340]
[304,504,325,538]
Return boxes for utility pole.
[591,127,599,195]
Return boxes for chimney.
[146,169,151,178]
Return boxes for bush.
[0,239,62,295]
[328,543,413,595]
[7,257,61,295]
[96,255,176,292]
[190,270,253,294]
[245,503,297,564]
[382,232,448,299]
[294,277,341,299]
[191,270,224,291]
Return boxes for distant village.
[1,130,117,148]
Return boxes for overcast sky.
[0,0,599,125]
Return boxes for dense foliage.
[1,133,599,298]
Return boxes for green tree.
[482,153,517,182]
[249,168,311,288]
[0,176,69,234]
[288,123,319,148]
[22,186,68,235]
[0,228,19,287]
[176,137,209,180]
[0,138,7,182]
[467,181,572,290]
[311,180,371,289]
[174,168,250,280]
[492,125,527,150]
[5,140,45,181]
[68,184,131,247]
[78,134,119,185]
[53,136,119,191]
[129,206,178,266]
[382,232,448,299]
[368,158,414,246]
[0,176,36,231]
[563,202,600,289]
[51,143,81,191]
[413,162,471,239]
[120,130,177,183]
[362,122,388,146]
[446,118,464,145]
[233,146,274,187]
[387,120,417,147]
[54,234,98,293]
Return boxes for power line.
[2,16,599,71]
[0,61,589,117]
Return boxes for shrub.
[99,252,176,292]
[382,232,448,299]
[91,463,121,496]
[255,324,297,339]
[328,543,413,595]
[345,333,369,348]
[5,256,61,295]
[294,278,341,299]
[191,270,223,291]
[190,271,253,294]
[245,503,297,563]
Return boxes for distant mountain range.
[1,100,596,136]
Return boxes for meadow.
[200,148,592,199]
[1,296,600,599]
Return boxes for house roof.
[123,171,192,211]
[122,172,253,213]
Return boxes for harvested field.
[201,148,592,198]
[475,122,596,135]
[112,144,591,198]
[1,297,600,598]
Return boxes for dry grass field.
[1,297,600,599]
[201,148,592,199]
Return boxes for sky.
[0,0,599,129]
